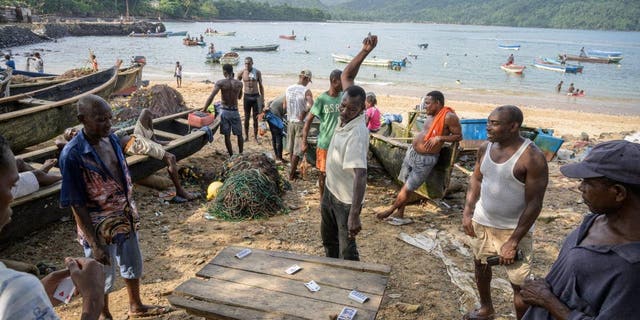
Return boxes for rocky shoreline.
[0,21,164,49]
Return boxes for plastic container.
[188,111,214,128]
[460,119,487,141]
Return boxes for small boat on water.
[205,31,236,36]
[499,44,521,50]
[206,51,224,63]
[533,58,583,73]
[230,44,279,52]
[418,43,429,49]
[219,52,240,65]
[560,54,619,64]
[587,49,622,58]
[369,112,459,200]
[0,69,11,98]
[166,31,187,37]
[1,110,220,245]
[279,34,296,40]
[128,32,168,38]
[332,53,392,67]
[500,63,525,74]
[0,66,118,152]
[183,39,206,46]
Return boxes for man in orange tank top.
[375,91,462,221]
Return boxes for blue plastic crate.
[460,119,487,141]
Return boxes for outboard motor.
[131,55,146,65]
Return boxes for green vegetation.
[1,0,638,30]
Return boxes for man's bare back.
[216,78,243,107]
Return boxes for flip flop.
[128,305,171,319]
[462,309,495,320]
[170,196,188,204]
[385,217,414,226]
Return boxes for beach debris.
[395,302,422,313]
[580,132,590,141]
[624,132,640,143]
[206,181,224,201]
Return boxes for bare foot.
[177,190,199,201]
[375,209,394,220]
[41,159,57,173]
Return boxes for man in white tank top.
[462,105,549,320]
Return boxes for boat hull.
[332,54,392,67]
[205,31,236,36]
[129,32,167,37]
[499,44,521,50]
[533,59,583,73]
[230,45,279,52]
[219,52,240,65]
[0,67,118,152]
[114,64,144,94]
[279,35,296,40]
[501,64,525,74]
[1,110,219,245]
[563,54,620,64]
[369,114,459,199]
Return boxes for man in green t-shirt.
[301,69,343,197]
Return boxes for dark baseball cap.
[560,140,640,184]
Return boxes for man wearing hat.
[521,140,640,319]
[283,69,313,180]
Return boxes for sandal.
[128,305,171,319]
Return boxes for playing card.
[235,248,252,259]
[304,280,320,292]
[348,290,369,303]
[285,264,302,275]
[53,277,75,304]
[337,307,357,320]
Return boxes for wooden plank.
[173,278,376,320]
[173,117,190,126]
[169,295,304,320]
[197,264,382,311]
[153,129,182,140]
[202,247,388,295]
[15,146,58,160]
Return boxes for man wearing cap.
[237,57,265,143]
[521,140,640,320]
[462,105,548,320]
[283,69,314,180]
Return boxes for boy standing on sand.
[203,64,244,156]
[174,61,182,88]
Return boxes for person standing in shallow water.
[237,57,265,143]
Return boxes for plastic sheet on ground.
[397,229,512,312]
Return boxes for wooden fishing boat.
[0,68,57,77]
[166,31,187,37]
[279,34,296,40]
[332,54,392,67]
[128,32,168,38]
[562,53,622,63]
[113,63,144,94]
[0,69,11,98]
[230,44,279,52]
[498,44,521,50]
[586,49,622,59]
[9,75,66,96]
[0,66,118,152]
[219,52,240,65]
[183,39,206,46]
[1,110,220,245]
[205,31,236,36]
[500,63,525,74]
[369,112,459,199]
[533,58,583,73]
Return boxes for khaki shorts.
[316,148,327,172]
[471,221,532,286]
[124,135,166,160]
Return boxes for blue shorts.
[398,146,439,191]
[83,231,143,293]
[220,108,242,136]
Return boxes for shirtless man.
[376,91,462,221]
[204,64,244,156]
[462,105,548,320]
[237,57,265,143]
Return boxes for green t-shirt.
[311,91,342,149]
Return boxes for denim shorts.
[83,231,143,293]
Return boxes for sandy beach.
[2,79,638,320]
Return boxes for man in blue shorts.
[59,94,169,319]
[204,64,244,156]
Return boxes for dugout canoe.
[0,69,11,98]
[332,53,392,67]
[0,68,57,77]
[0,66,118,152]
[369,112,459,199]
[8,75,66,96]
[113,63,144,94]
[561,53,622,64]
[230,44,279,52]
[1,110,219,246]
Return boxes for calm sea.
[8,21,640,115]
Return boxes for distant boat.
[533,58,583,73]
[418,43,429,49]
[166,31,187,37]
[585,49,623,62]
[332,54,392,67]
[128,32,168,38]
[183,39,206,46]
[230,44,279,52]
[499,44,521,50]
[1,68,57,77]
[206,51,224,63]
[205,31,236,36]
[219,52,240,65]
[279,34,296,40]
[500,63,525,74]
[560,54,622,64]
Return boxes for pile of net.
[56,68,94,79]
[113,84,188,127]
[208,153,287,220]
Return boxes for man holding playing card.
[59,95,169,319]
[0,134,105,319]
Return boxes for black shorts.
[243,93,262,116]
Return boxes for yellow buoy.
[206,181,224,201]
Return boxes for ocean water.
[7,21,640,115]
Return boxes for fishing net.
[56,68,94,79]
[208,153,288,220]
[113,84,188,127]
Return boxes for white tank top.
[473,139,532,229]
[286,84,308,122]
